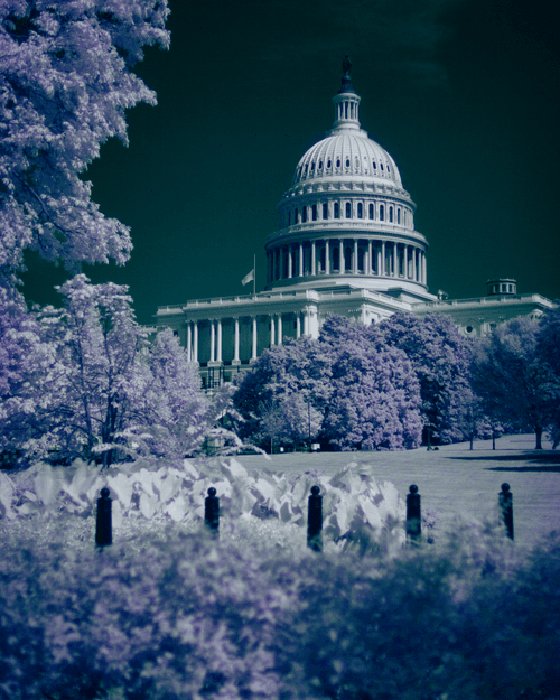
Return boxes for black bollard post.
[95,487,112,547]
[406,485,421,545]
[307,485,323,552]
[498,483,514,540]
[205,487,220,539]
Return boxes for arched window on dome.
[327,159,332,169]
[389,206,393,223]
[334,202,340,219]
[397,208,401,224]
[372,161,377,170]
[333,246,340,272]
[380,205,385,222]
[345,202,352,218]
[311,161,315,171]
[387,164,390,172]
[381,163,384,171]
[311,204,317,221]
[369,203,374,220]
[319,160,323,169]
[345,158,350,168]
[355,156,359,168]
[336,158,340,168]
[304,164,308,175]
[357,203,363,219]
[323,202,328,219]
[295,208,299,224]
[302,206,307,223]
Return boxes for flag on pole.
[242,269,254,286]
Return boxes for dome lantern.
[331,55,361,132]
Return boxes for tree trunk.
[535,426,543,450]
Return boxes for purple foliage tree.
[377,312,474,444]
[0,0,169,289]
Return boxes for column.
[277,314,282,344]
[210,320,216,362]
[377,244,382,276]
[339,240,344,274]
[381,241,386,276]
[288,247,292,279]
[216,318,222,363]
[296,313,301,338]
[368,240,373,275]
[304,308,309,336]
[186,322,192,361]
[251,317,257,360]
[353,239,358,274]
[193,321,198,363]
[404,245,409,279]
[392,244,397,277]
[423,253,427,285]
[311,241,316,276]
[299,243,303,277]
[325,240,330,274]
[233,317,240,363]
[270,315,275,346]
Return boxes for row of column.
[268,239,427,285]
[185,310,315,364]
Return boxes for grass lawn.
[236,433,560,555]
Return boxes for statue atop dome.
[339,55,357,94]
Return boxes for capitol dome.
[265,59,431,301]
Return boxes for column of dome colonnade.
[184,309,318,364]
[264,57,430,298]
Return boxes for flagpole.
[253,254,256,296]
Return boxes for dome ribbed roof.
[292,131,403,188]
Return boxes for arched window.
[336,158,340,168]
[397,208,401,224]
[319,247,326,272]
[380,163,384,171]
[380,204,385,222]
[302,206,307,223]
[333,246,340,271]
[295,208,299,224]
[310,161,315,171]
[311,204,317,221]
[372,161,377,169]
[357,203,363,218]
[323,202,328,219]
[304,164,308,174]
[345,202,352,218]
[287,211,291,226]
[369,203,374,220]
[327,159,332,168]
[319,160,323,169]
[387,165,390,172]
[344,247,352,272]
[389,206,393,223]
[334,203,340,219]
[345,158,350,168]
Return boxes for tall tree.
[537,307,560,447]
[0,0,169,289]
[472,316,553,449]
[378,312,474,444]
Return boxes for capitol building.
[156,60,555,388]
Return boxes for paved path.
[236,434,560,554]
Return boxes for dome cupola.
[265,58,433,302]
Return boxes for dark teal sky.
[21,0,560,324]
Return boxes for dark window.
[346,202,352,218]
[381,163,384,171]
[173,330,179,337]
[305,164,308,174]
[323,202,328,219]
[336,158,340,168]
[295,208,299,223]
[357,203,363,218]
[345,102,348,119]
[311,204,317,221]
[372,161,377,169]
[344,247,352,271]
[327,159,332,168]
[397,208,401,224]
[311,161,315,170]
[389,206,393,223]
[369,203,374,220]
[333,247,340,271]
[387,165,390,172]
[466,326,474,334]
[380,205,384,221]
[319,160,323,169]
[319,247,326,271]
[302,207,307,223]
[334,203,340,219]
[345,158,350,168]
